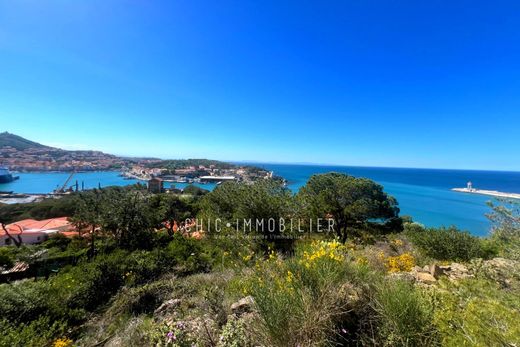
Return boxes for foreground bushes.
[0,317,68,347]
[405,224,495,261]
[0,235,214,346]
[364,279,438,346]
[234,240,370,346]
[432,278,520,346]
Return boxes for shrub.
[164,233,211,273]
[218,316,253,347]
[0,280,52,324]
[487,200,520,260]
[432,278,520,346]
[0,316,69,347]
[58,255,125,311]
[43,233,71,251]
[362,279,439,346]
[406,226,494,261]
[384,253,416,273]
[0,247,14,269]
[236,239,366,346]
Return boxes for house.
[148,177,164,193]
[1,217,79,246]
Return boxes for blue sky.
[1,1,519,170]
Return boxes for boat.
[0,167,16,184]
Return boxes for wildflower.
[392,239,404,247]
[166,331,176,341]
[52,338,73,347]
[385,253,415,272]
[286,270,294,283]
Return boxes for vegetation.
[488,199,520,260]
[0,194,79,224]
[405,224,496,261]
[0,173,519,346]
[146,159,235,170]
[199,179,295,250]
[0,131,48,150]
[297,173,401,241]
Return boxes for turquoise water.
[254,164,520,236]
[2,166,520,236]
[0,171,217,195]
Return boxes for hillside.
[0,132,133,171]
[0,132,50,150]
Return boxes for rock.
[479,257,520,288]
[415,272,437,284]
[337,282,364,311]
[439,265,451,272]
[154,298,181,317]
[485,257,517,269]
[412,265,423,273]
[447,263,470,280]
[430,264,446,279]
[389,272,416,284]
[450,263,468,273]
[231,296,255,316]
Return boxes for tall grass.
[236,239,368,346]
[362,279,439,346]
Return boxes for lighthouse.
[467,181,473,191]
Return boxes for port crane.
[54,171,76,194]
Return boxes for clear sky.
[1,1,519,170]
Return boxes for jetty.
[452,181,520,200]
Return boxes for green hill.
[0,132,50,150]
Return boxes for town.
[0,132,277,189]
[121,162,275,186]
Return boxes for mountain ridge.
[0,132,52,151]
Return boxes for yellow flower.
[393,239,404,246]
[53,338,73,347]
[286,270,294,283]
[385,253,415,273]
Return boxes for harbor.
[452,188,520,199]
[452,181,520,200]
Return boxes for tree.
[487,199,520,260]
[0,222,23,248]
[100,190,156,250]
[71,189,105,259]
[182,184,209,197]
[199,180,295,250]
[296,172,400,241]
[0,247,14,269]
[158,194,192,236]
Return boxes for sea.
[2,165,520,236]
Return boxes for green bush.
[42,233,71,251]
[60,255,126,311]
[0,247,14,269]
[0,316,68,347]
[433,278,520,346]
[164,233,211,273]
[235,239,366,346]
[0,281,51,324]
[487,200,520,260]
[405,225,495,261]
[362,279,439,346]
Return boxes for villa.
[1,217,79,246]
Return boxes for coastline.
[452,187,520,200]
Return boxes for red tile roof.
[2,217,75,236]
